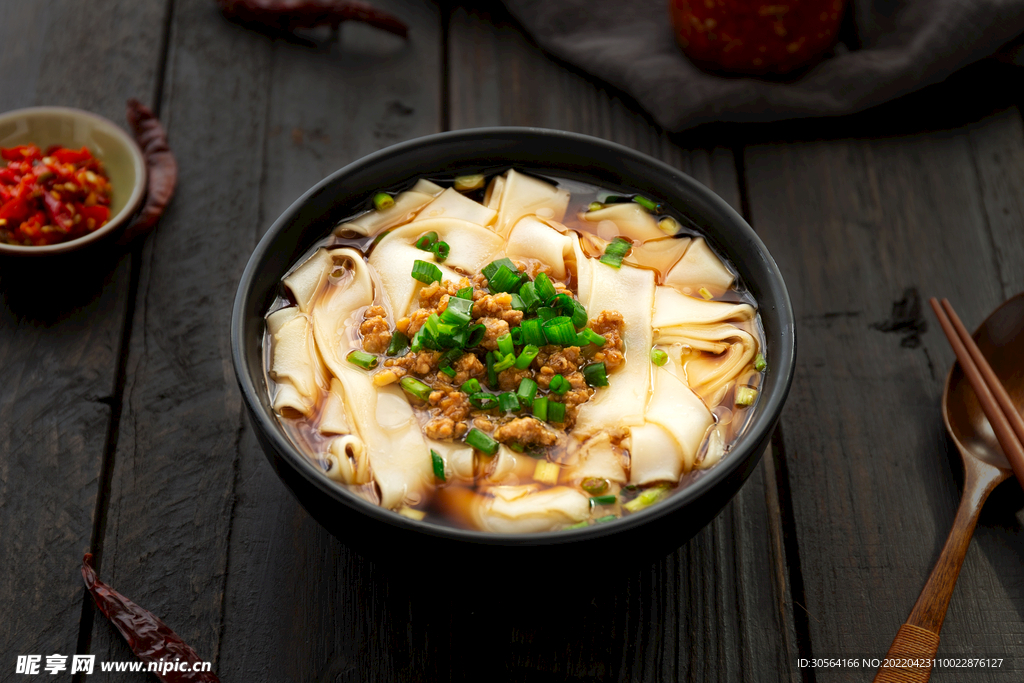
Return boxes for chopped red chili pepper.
[81,554,221,682]
[0,143,113,246]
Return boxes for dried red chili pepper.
[215,0,409,39]
[120,98,178,244]
[82,554,220,682]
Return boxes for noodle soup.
[264,169,765,533]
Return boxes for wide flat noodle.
[571,234,593,307]
[582,203,664,242]
[627,423,683,485]
[492,169,570,237]
[652,286,754,329]
[427,439,475,482]
[319,377,352,435]
[472,485,589,533]
[564,432,627,483]
[643,365,714,474]
[505,217,573,279]
[269,314,320,417]
[310,250,431,508]
[335,180,444,237]
[412,187,497,227]
[483,445,536,486]
[663,237,735,294]
[655,322,753,353]
[574,262,656,434]
[369,218,503,317]
[325,435,370,484]
[283,248,334,313]
[624,236,691,278]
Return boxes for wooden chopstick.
[929,297,1024,489]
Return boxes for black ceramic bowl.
[231,128,796,569]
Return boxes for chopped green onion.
[623,484,668,513]
[509,443,525,452]
[466,427,499,455]
[534,272,557,302]
[456,286,474,300]
[532,397,548,421]
[549,375,569,394]
[498,392,520,412]
[411,260,442,284]
[514,344,540,370]
[542,316,577,345]
[569,298,588,328]
[440,365,456,378]
[583,362,609,387]
[754,353,768,372]
[599,237,632,269]
[566,520,589,529]
[658,216,681,235]
[520,319,545,347]
[431,449,446,481]
[423,313,456,346]
[461,378,481,394]
[590,494,616,507]
[450,328,469,348]
[510,327,523,345]
[536,306,558,321]
[386,330,410,356]
[486,351,497,387]
[496,332,514,357]
[534,460,560,484]
[581,477,608,495]
[587,202,603,212]
[415,231,438,250]
[736,386,758,406]
[576,328,606,346]
[454,174,485,191]
[488,265,524,293]
[547,401,566,423]
[595,514,617,523]
[440,296,473,326]
[510,293,526,311]
[400,376,432,401]
[482,258,517,282]
[602,194,630,204]
[432,240,450,262]
[650,348,668,366]
[373,192,395,211]
[409,327,431,352]
[518,281,540,310]
[346,350,378,370]
[517,377,538,404]
[493,353,516,372]
[466,324,486,348]
[632,195,659,212]
[469,392,498,410]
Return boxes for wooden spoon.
[873,293,1024,682]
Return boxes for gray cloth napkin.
[500,0,1024,131]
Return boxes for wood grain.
[741,70,1024,681]
[85,0,275,672]
[0,0,168,663]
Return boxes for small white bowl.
[0,106,147,256]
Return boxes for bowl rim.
[232,126,796,546]
[0,105,147,256]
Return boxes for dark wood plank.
[88,0,443,678]
[743,83,1024,681]
[447,7,799,682]
[85,0,276,671]
[0,0,168,662]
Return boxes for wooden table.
[3,2,1024,681]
